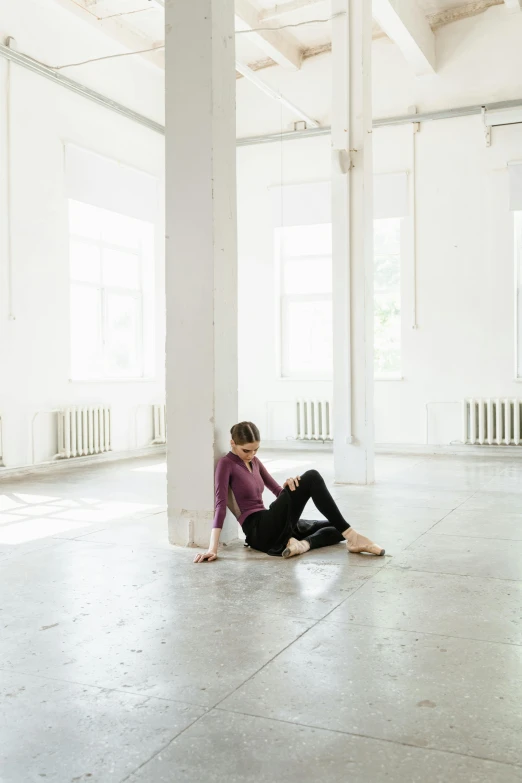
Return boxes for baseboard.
[377,443,522,457]
[263,440,522,458]
[2,440,518,482]
[263,440,333,451]
[0,444,167,481]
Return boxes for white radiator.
[57,406,111,459]
[152,404,167,445]
[296,400,333,441]
[463,399,522,445]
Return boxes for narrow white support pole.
[165,0,239,547]
[331,0,353,477]
[331,0,375,485]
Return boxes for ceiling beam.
[52,0,164,68]
[504,0,522,10]
[245,0,500,76]
[236,60,318,126]
[429,1,503,29]
[260,0,325,19]
[80,0,163,13]
[235,0,303,69]
[372,0,436,76]
[262,0,502,26]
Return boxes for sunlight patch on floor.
[0,495,159,545]
[132,463,167,473]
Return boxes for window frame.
[373,216,403,382]
[275,225,333,381]
[69,205,148,382]
[275,219,405,383]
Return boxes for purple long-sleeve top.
[212,452,283,529]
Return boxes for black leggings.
[296,519,344,550]
[244,469,351,555]
[290,470,350,550]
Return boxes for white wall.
[236,5,522,446]
[3,1,522,463]
[0,0,165,467]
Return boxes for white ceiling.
[64,0,504,67]
[50,0,505,76]
[80,0,164,42]
[418,0,480,11]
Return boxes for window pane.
[100,210,143,251]
[70,239,101,284]
[105,293,141,377]
[282,298,333,376]
[280,224,332,257]
[70,284,102,379]
[283,256,332,295]
[69,200,151,381]
[374,293,401,375]
[374,218,401,256]
[374,254,400,294]
[374,219,401,375]
[69,200,102,241]
[102,248,140,290]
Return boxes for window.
[374,218,402,378]
[277,224,333,379]
[277,219,402,380]
[69,199,154,380]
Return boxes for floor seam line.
[428,532,522,542]
[325,619,522,648]
[118,712,208,782]
[0,666,209,710]
[372,565,522,584]
[206,564,388,713]
[212,706,522,770]
[399,488,485,554]
[387,566,522,583]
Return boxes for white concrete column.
[165,0,239,546]
[331,0,375,484]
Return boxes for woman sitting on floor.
[194,421,384,563]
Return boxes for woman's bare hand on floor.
[193,551,218,563]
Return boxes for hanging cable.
[66,0,158,22]
[5,9,343,71]
[236,13,346,34]
[102,7,158,21]
[53,45,164,70]
[68,0,99,19]
[5,45,164,72]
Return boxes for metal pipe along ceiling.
[238,98,522,146]
[2,42,522,144]
[0,43,164,136]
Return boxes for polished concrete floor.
[1,451,522,782]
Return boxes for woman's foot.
[282,538,311,559]
[343,528,385,556]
